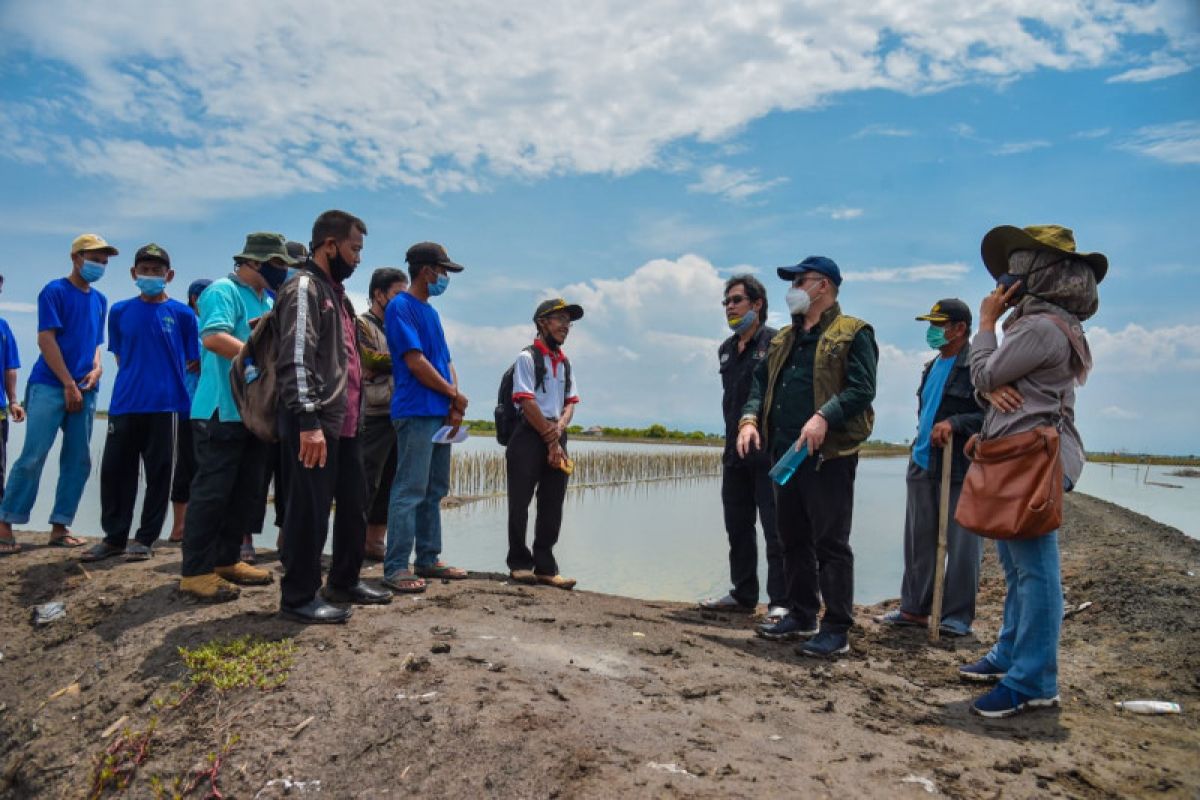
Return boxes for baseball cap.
[286,241,308,262]
[71,233,119,257]
[405,242,464,273]
[534,298,584,321]
[134,243,171,268]
[187,278,213,301]
[916,298,972,325]
[777,255,842,286]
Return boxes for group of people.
[0,216,1103,720]
[703,224,1103,718]
[0,211,582,627]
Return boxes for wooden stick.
[929,442,953,642]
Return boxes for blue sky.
[1,1,1198,454]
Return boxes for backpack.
[229,310,280,443]
[494,345,572,446]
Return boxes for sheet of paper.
[431,425,470,444]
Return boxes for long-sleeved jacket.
[274,262,351,435]
[914,344,984,481]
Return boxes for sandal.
[124,542,153,561]
[80,541,124,562]
[381,571,427,594]
[50,533,86,548]
[414,562,467,580]
[0,538,20,556]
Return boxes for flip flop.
[49,534,86,548]
[381,572,427,594]
[80,542,124,562]
[0,538,20,556]
[414,562,467,580]
[124,542,153,561]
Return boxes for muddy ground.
[1,492,1197,799]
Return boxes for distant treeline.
[1087,453,1200,467]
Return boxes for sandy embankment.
[0,492,1197,798]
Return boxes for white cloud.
[811,206,864,221]
[687,164,787,201]
[1088,323,1200,372]
[1098,405,1140,420]
[1073,128,1111,139]
[843,263,969,283]
[1107,58,1193,83]
[992,140,1052,156]
[1120,121,1200,165]
[0,0,1190,214]
[853,123,915,139]
[0,302,37,313]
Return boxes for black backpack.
[229,309,280,443]
[494,346,572,446]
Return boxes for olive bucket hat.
[981,224,1107,284]
[233,232,297,265]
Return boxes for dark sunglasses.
[721,294,749,307]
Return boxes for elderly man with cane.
[877,299,984,638]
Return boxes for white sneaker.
[765,606,789,623]
[698,593,753,611]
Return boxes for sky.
[1,0,1198,454]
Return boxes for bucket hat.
[981,224,1107,284]
[233,232,297,265]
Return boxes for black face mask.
[329,247,356,282]
[259,263,288,291]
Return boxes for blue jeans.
[985,531,1063,698]
[0,382,98,526]
[384,416,450,577]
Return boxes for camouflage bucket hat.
[233,232,297,265]
[981,224,1107,284]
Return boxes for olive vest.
[761,303,875,460]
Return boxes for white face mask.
[786,285,812,316]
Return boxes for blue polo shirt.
[191,273,273,422]
[386,292,452,419]
[28,277,107,389]
[0,318,20,409]
[108,296,199,415]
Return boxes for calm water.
[6,423,1198,604]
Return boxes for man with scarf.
[960,224,1102,718]
[179,232,294,601]
[737,256,878,657]
[274,210,392,623]
[505,298,583,589]
[700,274,786,620]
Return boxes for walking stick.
[928,442,953,642]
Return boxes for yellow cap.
[70,233,119,256]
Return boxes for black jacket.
[719,323,776,467]
[914,344,984,481]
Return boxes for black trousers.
[100,412,176,548]
[277,411,366,608]
[773,453,858,633]
[181,414,269,576]
[506,422,569,575]
[361,413,397,526]
[169,414,194,503]
[721,462,786,608]
[249,444,284,534]
[0,417,8,502]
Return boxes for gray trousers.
[900,460,982,631]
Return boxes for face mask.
[329,249,356,282]
[81,261,106,283]
[427,272,449,297]
[785,285,811,316]
[259,263,288,291]
[136,276,167,297]
[926,324,949,349]
[727,309,757,334]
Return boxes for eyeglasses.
[791,275,824,288]
[721,294,748,307]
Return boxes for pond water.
[6,424,1198,605]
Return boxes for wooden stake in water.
[929,442,953,643]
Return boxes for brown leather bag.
[955,426,1063,540]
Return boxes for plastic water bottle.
[768,443,809,486]
[245,358,260,384]
[1115,700,1182,715]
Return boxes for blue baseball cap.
[187,278,213,300]
[777,255,842,286]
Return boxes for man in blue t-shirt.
[81,245,199,563]
[877,298,985,637]
[381,242,470,593]
[0,234,112,556]
[179,232,294,602]
[0,274,26,507]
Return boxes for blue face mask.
[136,276,167,297]
[80,261,106,283]
[926,324,949,350]
[727,309,757,335]
[428,272,449,296]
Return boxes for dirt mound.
[1,493,1197,798]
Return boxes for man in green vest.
[736,255,878,657]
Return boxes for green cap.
[233,232,296,265]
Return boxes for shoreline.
[1,493,1198,798]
